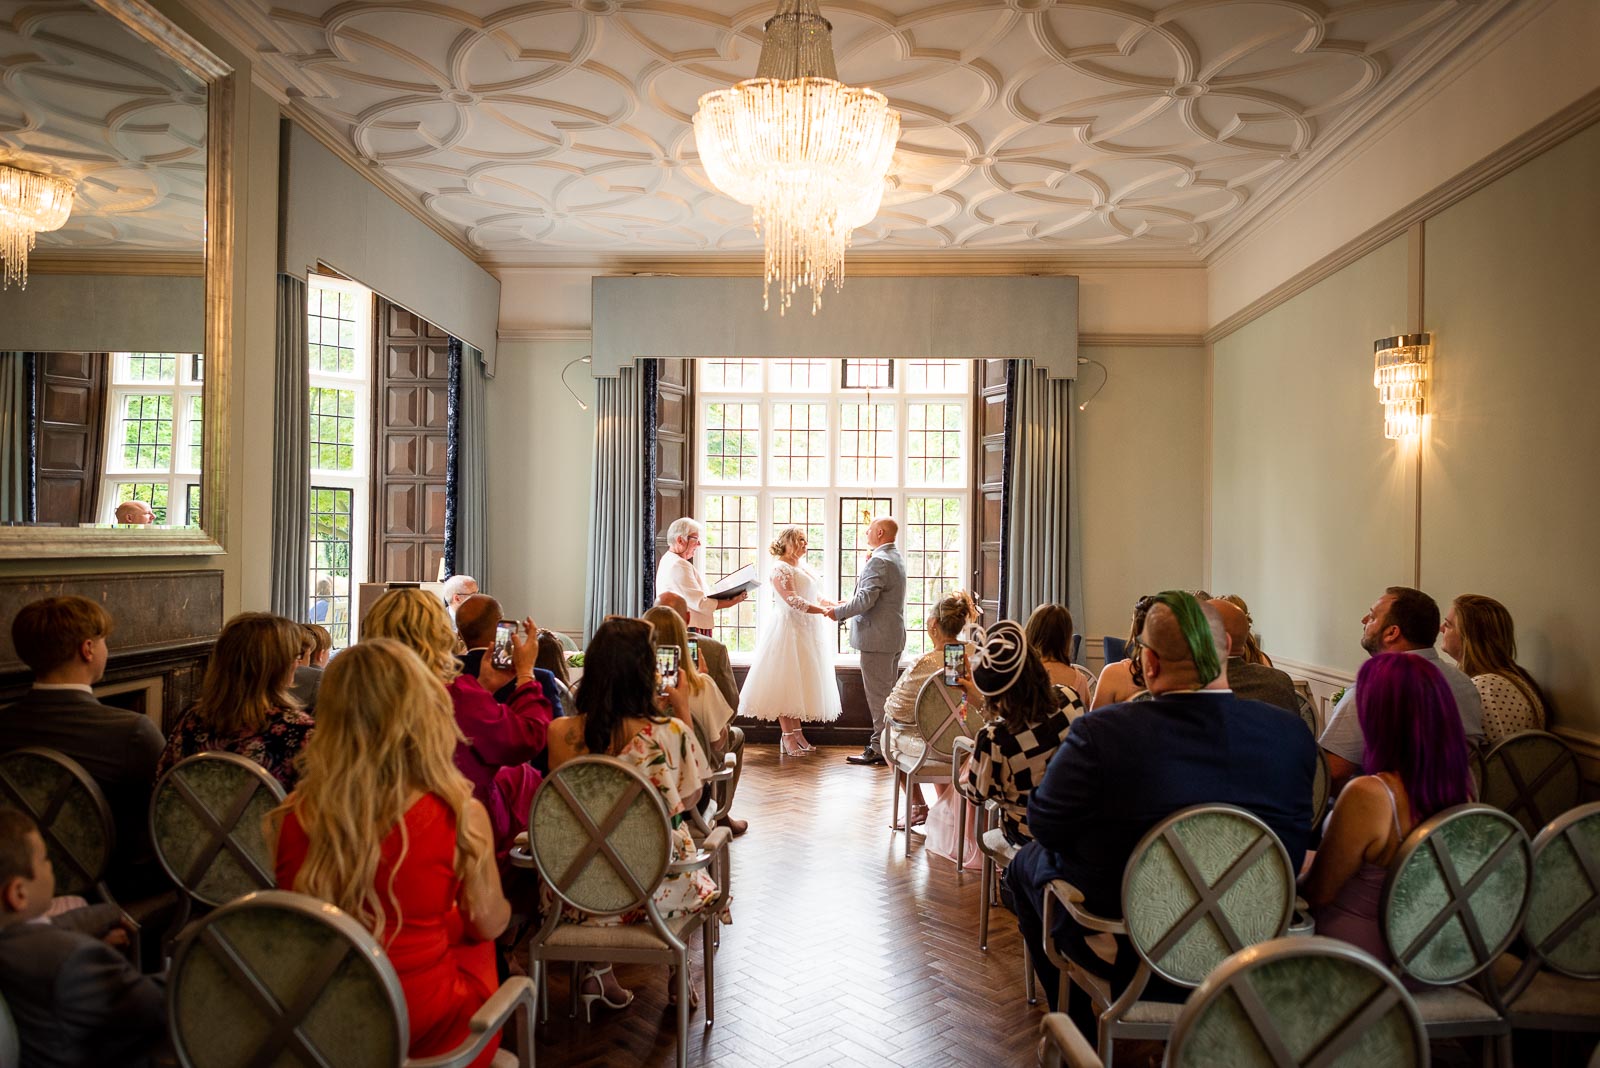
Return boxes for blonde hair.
[768,525,806,559]
[192,613,301,735]
[929,591,976,642]
[1451,594,1544,711]
[272,639,485,941]
[363,588,461,682]
[642,606,705,697]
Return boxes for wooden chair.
[1381,803,1532,1066]
[150,753,285,917]
[518,756,729,1068]
[1039,937,1429,1068]
[893,676,969,852]
[168,889,534,1067]
[1042,804,1296,1066]
[1479,731,1583,837]
[1491,801,1600,1039]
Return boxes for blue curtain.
[1003,361,1084,633]
[584,362,648,640]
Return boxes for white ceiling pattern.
[215,0,1510,260]
[0,0,208,252]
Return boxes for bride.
[740,526,843,756]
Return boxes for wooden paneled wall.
[373,300,451,582]
[34,352,107,525]
[652,358,693,566]
[974,359,1008,621]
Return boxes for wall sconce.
[561,354,592,411]
[1373,333,1430,440]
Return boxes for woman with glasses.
[1090,595,1157,710]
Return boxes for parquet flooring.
[528,745,1046,1067]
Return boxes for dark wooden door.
[652,358,694,568]
[35,352,107,524]
[973,358,1007,623]
[372,301,451,582]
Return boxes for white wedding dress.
[740,560,843,723]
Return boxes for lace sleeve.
[771,564,812,612]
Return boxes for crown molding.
[480,250,1205,278]
[1078,333,1205,348]
[29,251,205,277]
[1205,87,1600,346]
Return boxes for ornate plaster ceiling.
[0,0,208,254]
[212,0,1514,262]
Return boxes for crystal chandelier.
[0,164,74,290]
[693,0,899,315]
[1373,333,1431,439]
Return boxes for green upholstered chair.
[1039,937,1428,1068]
[1381,803,1532,1066]
[893,676,968,852]
[0,747,117,902]
[1042,804,1297,1066]
[1491,801,1600,1037]
[150,753,285,911]
[168,889,533,1068]
[519,755,729,1068]
[1479,731,1583,838]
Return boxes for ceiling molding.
[1205,87,1600,346]
[1079,333,1204,348]
[29,251,205,277]
[480,249,1205,278]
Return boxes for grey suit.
[832,544,908,744]
[696,634,740,713]
[1225,657,1300,714]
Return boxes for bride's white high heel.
[779,731,809,757]
[794,732,817,752]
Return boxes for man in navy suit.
[1007,592,1315,1013]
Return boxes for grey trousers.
[858,650,903,748]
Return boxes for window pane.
[307,283,363,375]
[121,352,175,384]
[700,359,761,392]
[770,402,827,483]
[702,494,759,653]
[906,359,966,393]
[308,485,354,649]
[115,481,169,523]
[907,402,964,485]
[771,496,825,572]
[841,358,893,390]
[309,387,357,472]
[837,497,893,652]
[702,402,760,482]
[119,394,175,470]
[903,497,965,656]
[185,484,202,528]
[769,359,828,392]
[186,396,204,471]
[838,402,896,484]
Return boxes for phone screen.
[686,638,698,665]
[943,643,964,685]
[656,645,680,688]
[491,620,517,670]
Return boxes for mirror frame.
[0,0,233,558]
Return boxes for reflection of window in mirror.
[99,352,203,525]
[307,274,374,650]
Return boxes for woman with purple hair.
[1300,652,1475,963]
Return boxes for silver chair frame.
[892,676,967,852]
[1479,730,1582,837]
[149,752,285,908]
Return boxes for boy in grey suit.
[829,517,907,766]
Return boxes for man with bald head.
[454,593,566,717]
[1006,591,1315,1018]
[828,517,907,766]
[1206,598,1299,714]
[113,500,154,525]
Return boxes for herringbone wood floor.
[528,745,1045,1067]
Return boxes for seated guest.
[1442,594,1546,744]
[1302,653,1472,965]
[1,597,164,890]
[1320,586,1484,788]
[1023,603,1094,698]
[880,591,979,828]
[1089,595,1156,710]
[958,621,1081,846]
[533,630,576,711]
[289,622,332,709]
[643,606,736,768]
[274,639,509,1067]
[1221,594,1274,666]
[158,613,316,791]
[0,810,166,1068]
[364,588,553,855]
[455,593,567,718]
[1008,592,1315,1014]
[1208,598,1298,713]
[440,573,478,614]
[654,591,747,835]
[547,617,718,1013]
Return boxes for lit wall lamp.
[1373,333,1430,440]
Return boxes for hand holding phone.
[491,620,518,670]
[656,645,680,691]
[943,642,967,686]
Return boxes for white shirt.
[657,552,717,630]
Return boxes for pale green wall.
[1420,121,1600,741]
[1210,237,1414,673]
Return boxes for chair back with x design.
[0,747,114,898]
[168,890,408,1068]
[151,753,286,909]
[1294,688,1318,736]
[1311,749,1331,827]
[1122,804,1296,988]
[1381,803,1531,987]
[1480,731,1582,838]
[1518,800,1600,983]
[526,755,673,921]
[1167,936,1429,1068]
[913,676,971,763]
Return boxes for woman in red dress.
[273,638,511,1066]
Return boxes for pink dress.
[1312,776,1404,966]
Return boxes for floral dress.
[156,705,316,791]
[569,717,720,926]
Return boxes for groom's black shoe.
[846,746,887,766]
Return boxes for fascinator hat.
[970,619,1029,697]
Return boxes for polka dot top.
[1474,673,1544,746]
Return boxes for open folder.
[708,563,760,601]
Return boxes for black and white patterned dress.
[962,688,1082,845]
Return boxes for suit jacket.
[1025,690,1316,918]
[1225,657,1300,714]
[695,635,739,714]
[0,904,167,1068]
[289,665,323,710]
[831,544,907,653]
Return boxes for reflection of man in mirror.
[114,501,154,525]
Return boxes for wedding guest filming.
[655,591,740,712]
[655,517,749,636]
[454,593,568,717]
[157,612,316,791]
[1441,593,1547,743]
[273,639,510,1067]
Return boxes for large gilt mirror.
[0,0,231,556]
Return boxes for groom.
[828,517,907,767]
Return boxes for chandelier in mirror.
[0,164,75,290]
[693,0,899,316]
[1373,333,1431,440]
